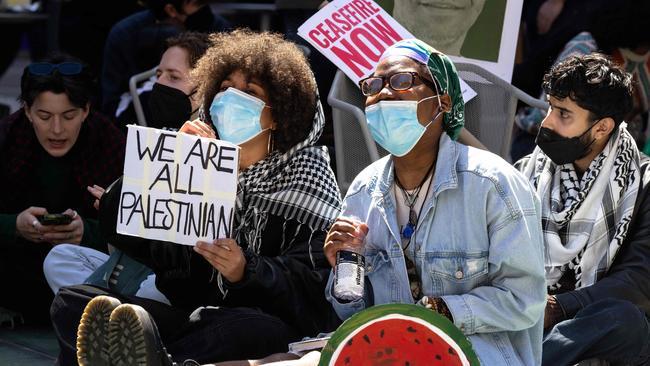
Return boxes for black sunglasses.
[359,72,438,97]
[27,62,84,76]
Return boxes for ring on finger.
[32,219,38,228]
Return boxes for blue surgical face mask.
[209,87,269,145]
[365,96,441,157]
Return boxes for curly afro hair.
[192,29,317,152]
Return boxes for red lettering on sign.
[331,12,353,32]
[363,14,402,47]
[350,27,384,62]
[331,38,373,77]
[309,29,329,48]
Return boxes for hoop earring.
[267,130,275,154]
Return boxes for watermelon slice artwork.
[319,304,480,366]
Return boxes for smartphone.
[38,213,73,226]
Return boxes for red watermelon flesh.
[329,314,469,366]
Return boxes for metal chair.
[327,71,387,194]
[128,67,157,127]
[454,62,549,161]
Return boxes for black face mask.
[148,83,195,129]
[535,122,599,165]
[184,5,214,32]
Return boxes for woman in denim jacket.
[324,39,547,365]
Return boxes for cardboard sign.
[117,126,239,246]
[298,0,413,85]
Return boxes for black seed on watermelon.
[435,355,442,360]
[448,347,457,355]
[380,329,385,338]
[344,356,350,364]
[363,334,371,344]
[405,362,410,366]
[406,326,417,333]
[414,339,420,344]
[428,338,433,344]
[346,339,353,346]
[385,348,393,355]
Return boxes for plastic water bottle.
[333,221,366,301]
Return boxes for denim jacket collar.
[370,133,460,200]
[367,133,460,245]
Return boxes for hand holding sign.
[195,238,246,283]
[180,119,216,139]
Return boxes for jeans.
[543,298,650,366]
[43,244,169,304]
[50,285,300,365]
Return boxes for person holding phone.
[0,54,125,324]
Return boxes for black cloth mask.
[535,122,599,165]
[148,83,195,129]
[184,5,215,32]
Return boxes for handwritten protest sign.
[117,125,239,246]
[298,0,476,102]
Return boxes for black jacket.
[99,177,340,337]
[553,156,650,317]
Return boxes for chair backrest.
[128,67,158,127]
[455,62,549,161]
[327,71,387,194]
[327,66,548,193]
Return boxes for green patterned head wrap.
[378,39,464,140]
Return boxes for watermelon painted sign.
[319,304,479,366]
[298,0,413,84]
[118,125,239,246]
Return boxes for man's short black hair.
[20,54,96,108]
[542,53,633,127]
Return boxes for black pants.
[51,285,300,365]
[543,298,650,365]
[0,239,53,324]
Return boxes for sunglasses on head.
[27,62,83,76]
[359,71,438,97]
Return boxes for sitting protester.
[0,55,125,324]
[323,39,546,365]
[115,31,210,131]
[515,53,650,365]
[50,30,342,366]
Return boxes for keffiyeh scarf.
[233,97,342,255]
[519,123,641,290]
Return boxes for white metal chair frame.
[128,67,158,127]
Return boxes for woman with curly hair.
[50,30,342,366]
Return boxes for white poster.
[117,125,239,246]
[298,0,414,85]
[393,0,523,82]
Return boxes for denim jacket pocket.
[364,249,390,275]
[426,251,489,296]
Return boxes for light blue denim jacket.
[326,134,546,365]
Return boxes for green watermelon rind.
[318,303,480,366]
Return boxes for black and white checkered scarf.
[233,98,341,256]
[519,123,640,290]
